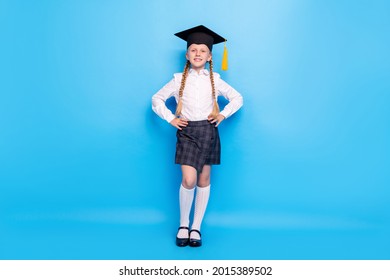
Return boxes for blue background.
[1,0,389,259]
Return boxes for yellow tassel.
[222,40,228,71]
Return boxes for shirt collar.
[189,68,210,76]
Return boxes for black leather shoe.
[189,229,202,247]
[176,226,189,247]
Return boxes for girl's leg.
[191,165,211,240]
[181,165,198,189]
[177,165,197,239]
[197,165,211,188]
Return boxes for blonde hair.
[175,59,220,118]
[208,59,220,119]
[175,60,190,117]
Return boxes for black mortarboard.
[174,25,226,52]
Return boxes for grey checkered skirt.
[175,120,221,173]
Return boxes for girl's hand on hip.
[170,118,188,130]
[208,114,225,127]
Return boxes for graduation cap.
[174,25,229,71]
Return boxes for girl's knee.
[197,176,210,188]
[182,177,196,189]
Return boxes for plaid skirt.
[175,120,221,173]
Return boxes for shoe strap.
[189,229,201,237]
[178,226,189,230]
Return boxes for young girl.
[152,25,243,247]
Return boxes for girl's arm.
[217,78,244,119]
[152,78,178,123]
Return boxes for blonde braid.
[175,60,190,117]
[208,59,220,119]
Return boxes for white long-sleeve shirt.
[152,69,243,123]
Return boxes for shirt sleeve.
[151,77,178,123]
[216,76,244,119]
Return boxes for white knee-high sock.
[191,185,210,239]
[177,185,195,238]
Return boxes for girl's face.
[186,44,212,72]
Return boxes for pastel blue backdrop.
[1,0,389,259]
